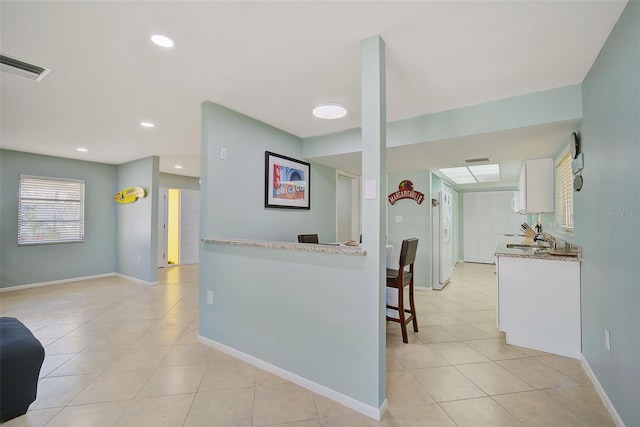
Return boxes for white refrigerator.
[432,185,453,290]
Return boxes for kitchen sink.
[506,243,548,251]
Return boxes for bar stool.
[386,238,419,343]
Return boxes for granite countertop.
[202,238,367,256]
[495,234,582,262]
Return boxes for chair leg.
[397,284,408,343]
[409,282,418,332]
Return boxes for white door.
[180,189,200,264]
[336,171,360,242]
[440,184,453,284]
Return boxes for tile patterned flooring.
[0,262,616,426]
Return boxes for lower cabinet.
[497,256,581,359]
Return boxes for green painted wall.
[200,102,336,242]
[573,2,639,425]
[303,84,582,159]
[387,171,431,287]
[0,150,117,287]
[115,156,159,283]
[159,173,200,190]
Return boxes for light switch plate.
[220,147,227,160]
[395,215,403,223]
[364,179,376,200]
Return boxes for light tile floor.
[0,262,615,426]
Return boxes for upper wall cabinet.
[518,158,554,214]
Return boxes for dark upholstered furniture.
[0,317,45,423]
[386,238,419,343]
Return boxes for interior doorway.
[158,187,200,268]
[336,171,361,242]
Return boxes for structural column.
[360,34,387,413]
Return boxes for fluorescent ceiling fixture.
[439,167,476,184]
[312,103,347,119]
[174,164,183,169]
[76,147,88,152]
[468,164,501,183]
[140,122,155,128]
[151,35,174,48]
[439,164,501,184]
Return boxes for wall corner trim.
[581,354,626,427]
[197,335,388,420]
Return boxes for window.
[554,150,574,234]
[18,175,85,245]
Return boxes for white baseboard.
[113,273,158,286]
[580,354,626,427]
[0,273,116,292]
[1,272,159,292]
[197,335,388,420]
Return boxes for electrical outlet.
[605,329,611,351]
[137,255,141,263]
[207,291,213,305]
[395,215,403,223]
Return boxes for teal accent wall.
[0,150,116,288]
[199,101,385,410]
[574,2,639,425]
[200,102,336,242]
[116,156,159,283]
[303,84,582,159]
[387,171,431,287]
[159,173,200,190]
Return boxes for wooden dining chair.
[386,238,419,343]
[297,234,319,244]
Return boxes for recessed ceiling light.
[312,103,347,120]
[76,147,88,152]
[151,34,174,48]
[174,165,183,170]
[140,122,155,128]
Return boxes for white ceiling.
[0,1,627,186]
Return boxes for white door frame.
[157,187,168,268]
[335,170,361,242]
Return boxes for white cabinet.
[463,191,522,263]
[497,255,581,359]
[518,158,554,213]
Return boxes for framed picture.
[265,151,310,209]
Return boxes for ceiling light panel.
[140,122,155,128]
[469,164,501,182]
[439,167,477,184]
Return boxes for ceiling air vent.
[465,157,490,164]
[1,54,51,82]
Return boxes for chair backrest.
[298,234,319,244]
[399,238,419,268]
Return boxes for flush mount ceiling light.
[140,122,155,128]
[150,34,174,48]
[312,103,347,120]
[76,147,88,152]
[439,163,501,184]
[174,164,183,170]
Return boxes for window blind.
[554,151,574,230]
[18,175,85,245]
